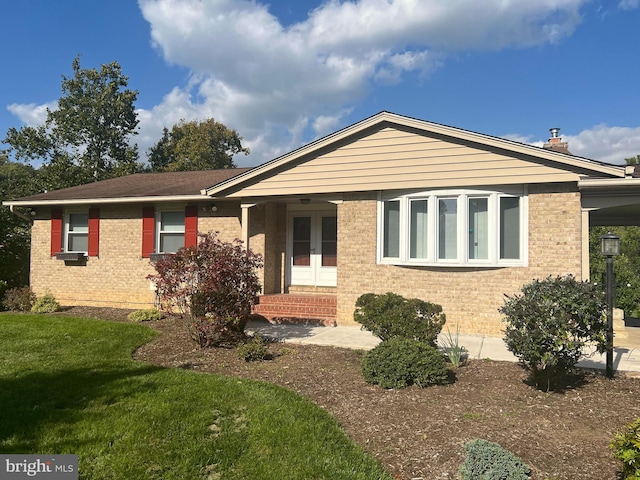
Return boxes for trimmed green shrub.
[31,293,60,313]
[127,308,163,322]
[459,439,531,480]
[237,334,270,362]
[2,286,36,311]
[611,417,640,479]
[500,275,607,390]
[354,292,446,346]
[361,338,448,389]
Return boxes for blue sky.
[1,0,639,167]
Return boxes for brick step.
[252,294,337,326]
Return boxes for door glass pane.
[293,217,311,266]
[468,197,488,260]
[321,216,337,267]
[438,198,457,260]
[383,201,400,258]
[500,197,520,259]
[410,199,428,259]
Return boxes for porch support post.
[581,209,590,280]
[241,203,256,249]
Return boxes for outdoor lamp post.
[601,232,620,378]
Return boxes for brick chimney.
[543,127,571,154]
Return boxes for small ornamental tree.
[500,275,607,390]
[148,232,263,347]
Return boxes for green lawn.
[0,314,391,479]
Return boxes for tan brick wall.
[30,203,243,309]
[336,185,583,335]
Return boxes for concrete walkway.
[246,320,640,374]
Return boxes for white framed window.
[377,188,527,267]
[157,210,185,254]
[65,212,89,253]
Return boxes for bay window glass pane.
[68,213,88,252]
[500,197,520,259]
[468,198,488,260]
[383,201,400,258]
[438,198,457,260]
[410,199,428,259]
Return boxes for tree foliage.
[589,226,640,316]
[147,118,249,172]
[0,153,39,300]
[148,232,263,347]
[500,275,606,390]
[3,56,140,190]
[625,154,640,166]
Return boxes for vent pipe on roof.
[549,127,561,139]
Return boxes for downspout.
[9,205,33,225]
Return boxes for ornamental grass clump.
[148,232,263,348]
[500,274,607,391]
[353,292,446,346]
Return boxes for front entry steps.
[252,294,337,326]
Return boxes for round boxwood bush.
[354,292,446,346]
[361,338,449,389]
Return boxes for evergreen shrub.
[31,293,60,313]
[361,338,448,389]
[459,439,531,480]
[354,292,446,346]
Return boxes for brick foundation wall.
[336,185,583,335]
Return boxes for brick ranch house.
[5,112,640,335]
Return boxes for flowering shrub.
[148,232,263,347]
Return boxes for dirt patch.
[61,307,640,479]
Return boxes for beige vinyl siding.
[226,127,580,197]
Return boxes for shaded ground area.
[59,307,640,479]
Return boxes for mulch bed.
[58,307,640,479]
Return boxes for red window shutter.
[51,209,63,256]
[185,206,198,248]
[142,207,155,258]
[88,208,100,257]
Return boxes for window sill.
[55,252,87,261]
[379,259,526,268]
[149,253,174,262]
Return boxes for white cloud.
[619,0,639,10]
[564,125,640,164]
[7,102,55,127]
[136,0,589,165]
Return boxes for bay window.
[378,188,527,266]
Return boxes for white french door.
[288,210,337,287]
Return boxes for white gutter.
[578,177,640,189]
[8,204,33,224]
[3,194,211,208]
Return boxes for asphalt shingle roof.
[10,169,251,202]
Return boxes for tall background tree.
[0,152,39,301]
[147,118,249,172]
[3,55,141,190]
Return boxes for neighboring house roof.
[204,111,626,199]
[4,169,251,206]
